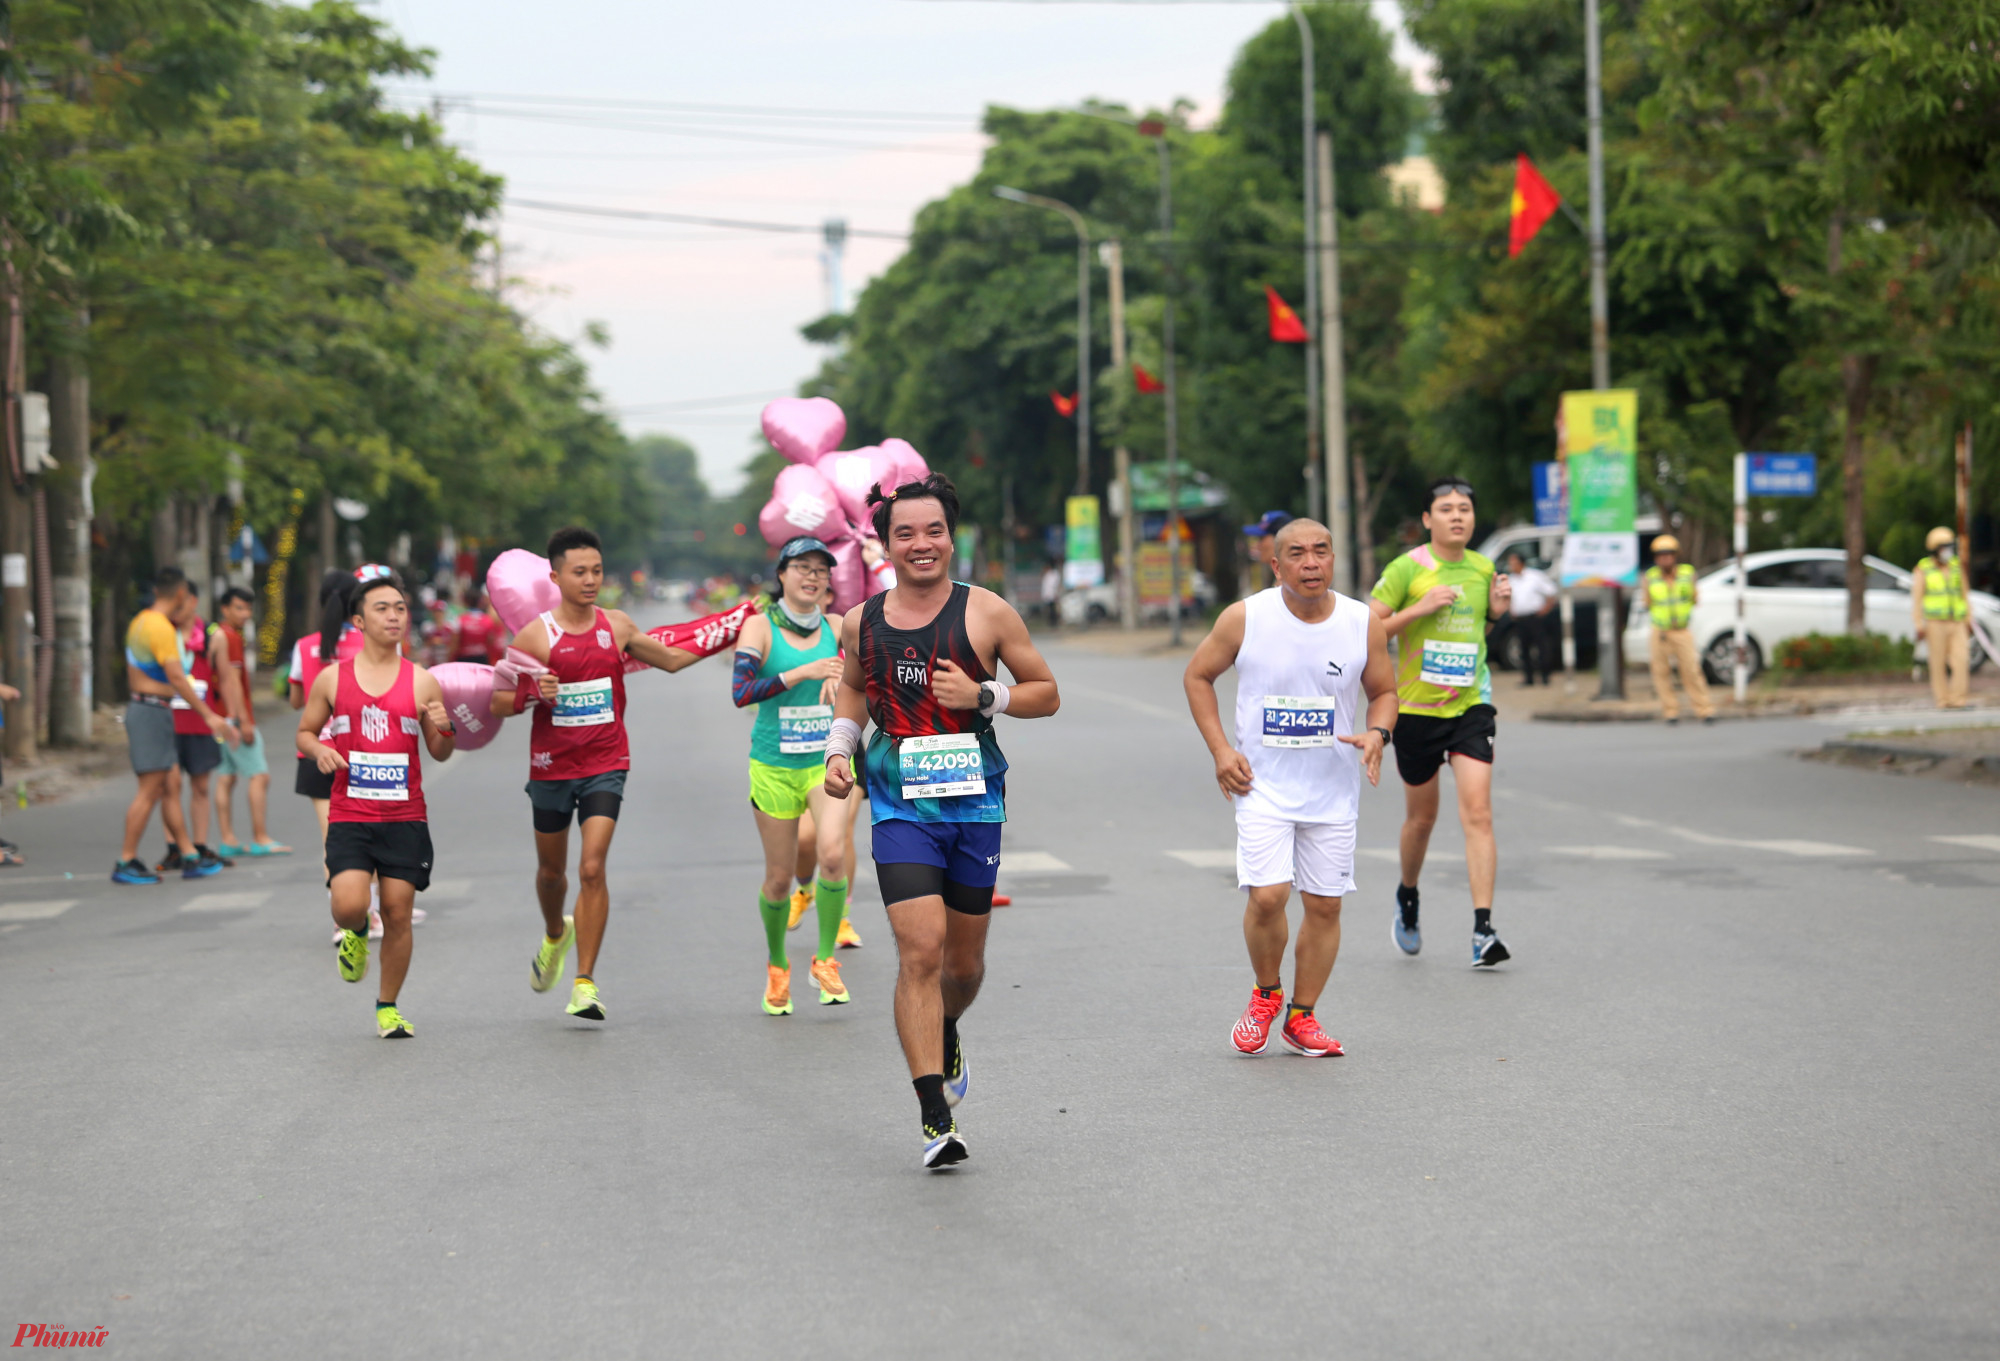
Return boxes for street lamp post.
[1289,6,1321,527]
[1138,121,1183,647]
[993,187,1090,498]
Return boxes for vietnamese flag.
[1509,153,1562,257]
[1133,362,1165,394]
[1050,391,1078,418]
[1265,286,1309,343]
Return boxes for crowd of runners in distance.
[104,470,1510,1170]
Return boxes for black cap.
[776,535,835,569]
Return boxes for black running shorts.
[324,820,434,891]
[1392,703,1496,787]
[296,754,336,801]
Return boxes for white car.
[1622,548,1998,681]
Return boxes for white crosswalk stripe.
[1360,847,1462,863]
[0,899,77,922]
[1611,813,1871,857]
[1546,845,1672,860]
[1166,850,1235,869]
[179,891,272,913]
[1002,852,1073,873]
[1931,834,2000,855]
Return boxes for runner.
[1184,519,1398,1055]
[493,526,708,1023]
[1368,477,1513,968]
[158,600,235,874]
[112,567,236,884]
[453,586,504,663]
[823,473,1060,1170]
[297,570,456,1039]
[732,536,855,1013]
[212,586,291,859]
[293,571,385,939]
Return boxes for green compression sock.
[758,893,789,968]
[815,877,849,960]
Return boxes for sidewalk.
[0,689,295,812]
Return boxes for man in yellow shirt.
[1912,527,1972,710]
[1641,535,1714,724]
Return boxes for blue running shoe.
[183,850,223,880]
[1471,926,1511,969]
[922,1119,968,1170]
[1393,884,1421,956]
[111,858,161,886]
[944,1029,969,1108]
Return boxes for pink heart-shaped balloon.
[758,464,846,546]
[761,397,847,466]
[484,549,560,634]
[828,535,869,614]
[880,438,929,489]
[429,662,504,751]
[815,446,900,526]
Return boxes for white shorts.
[1234,812,1357,897]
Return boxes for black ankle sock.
[1397,883,1420,925]
[914,1074,950,1130]
[1474,908,1492,932]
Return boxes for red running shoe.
[1279,1009,1344,1057]
[1231,987,1284,1054]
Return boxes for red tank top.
[295,626,366,694]
[528,608,628,780]
[455,611,499,662]
[172,618,223,735]
[328,657,428,823]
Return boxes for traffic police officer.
[1643,535,1714,724]
[1912,527,1972,710]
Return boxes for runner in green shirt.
[1369,478,1513,968]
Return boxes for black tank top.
[859,583,995,740]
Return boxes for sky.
[372,0,1427,493]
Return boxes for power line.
[504,198,910,240]
[385,88,977,125]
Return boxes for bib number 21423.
[899,733,986,800]
[1261,695,1336,748]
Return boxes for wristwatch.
[978,681,997,712]
[1370,725,1393,745]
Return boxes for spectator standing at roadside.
[1040,562,1062,625]
[1242,510,1294,593]
[1913,527,1972,710]
[1504,550,1559,686]
[159,596,238,871]
[212,586,291,858]
[1642,535,1714,725]
[0,680,20,866]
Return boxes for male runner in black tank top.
[823,473,1060,1170]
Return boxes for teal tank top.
[749,614,839,769]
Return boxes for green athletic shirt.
[1371,544,1496,718]
[749,615,839,769]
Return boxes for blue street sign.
[1745,453,1816,497]
[1531,461,1567,528]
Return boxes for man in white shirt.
[1505,550,1559,686]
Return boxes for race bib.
[169,678,209,711]
[552,677,615,727]
[1419,639,1479,690]
[347,751,410,802]
[778,704,833,755]
[899,733,986,800]
[1261,695,1337,748]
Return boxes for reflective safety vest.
[1915,555,1969,621]
[1644,563,1696,630]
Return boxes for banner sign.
[1063,495,1104,588]
[1558,389,1639,587]
[1745,453,1816,497]
[1531,461,1567,528]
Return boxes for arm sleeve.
[732,650,787,709]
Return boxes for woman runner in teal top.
[730,536,857,1015]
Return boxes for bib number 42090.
[899,733,986,800]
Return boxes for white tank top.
[1232,587,1370,823]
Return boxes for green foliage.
[1775,630,1915,675]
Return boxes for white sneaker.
[410,907,427,927]
[368,907,384,940]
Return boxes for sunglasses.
[1427,480,1476,503]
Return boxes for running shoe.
[762,964,793,1016]
[922,1119,969,1170]
[1279,1010,1345,1057]
[1471,926,1512,969]
[410,907,426,927]
[835,917,863,949]
[531,916,575,992]
[376,1005,414,1039]
[1231,987,1285,1055]
[944,1029,969,1107]
[367,907,383,940]
[788,885,813,931]
[566,979,605,1020]
[337,929,370,984]
[111,858,161,886]
[183,850,223,880]
[195,843,233,869]
[1393,886,1421,956]
[155,847,184,874]
[809,956,849,1006]
[991,894,1012,907]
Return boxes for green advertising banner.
[1558,389,1639,586]
[1063,495,1104,588]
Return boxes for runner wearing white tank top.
[1185,519,1399,1058]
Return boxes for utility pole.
[1102,239,1137,630]
[1290,6,1322,529]
[0,49,36,762]
[1585,0,1623,698]
[1143,124,1184,648]
[1317,129,1352,596]
[47,314,94,746]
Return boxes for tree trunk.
[47,321,94,745]
[1840,352,1875,636]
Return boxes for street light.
[993,186,1091,498]
[1137,119,1184,647]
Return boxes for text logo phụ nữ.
[12,1324,109,1348]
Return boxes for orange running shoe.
[1231,987,1284,1054]
[991,894,1012,907]
[835,917,863,949]
[762,963,793,1016]
[787,886,812,931]
[1279,1009,1344,1057]
[809,956,850,1005]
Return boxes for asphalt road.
[4,612,1999,1359]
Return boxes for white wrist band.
[825,717,862,763]
[979,680,1011,717]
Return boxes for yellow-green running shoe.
[337,928,370,984]
[532,916,575,993]
[566,979,605,1020]
[376,1005,414,1039]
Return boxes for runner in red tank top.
[453,588,504,663]
[160,612,236,873]
[298,570,456,1040]
[491,525,713,1023]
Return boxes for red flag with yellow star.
[1509,153,1561,257]
[1265,286,1309,343]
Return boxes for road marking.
[0,899,77,922]
[1063,684,1177,719]
[1931,834,2000,855]
[179,890,272,913]
[1611,813,1872,858]
[1003,852,1073,873]
[1359,848,1462,863]
[1167,850,1236,869]
[1546,845,1672,861]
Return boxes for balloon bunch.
[757,397,927,611]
